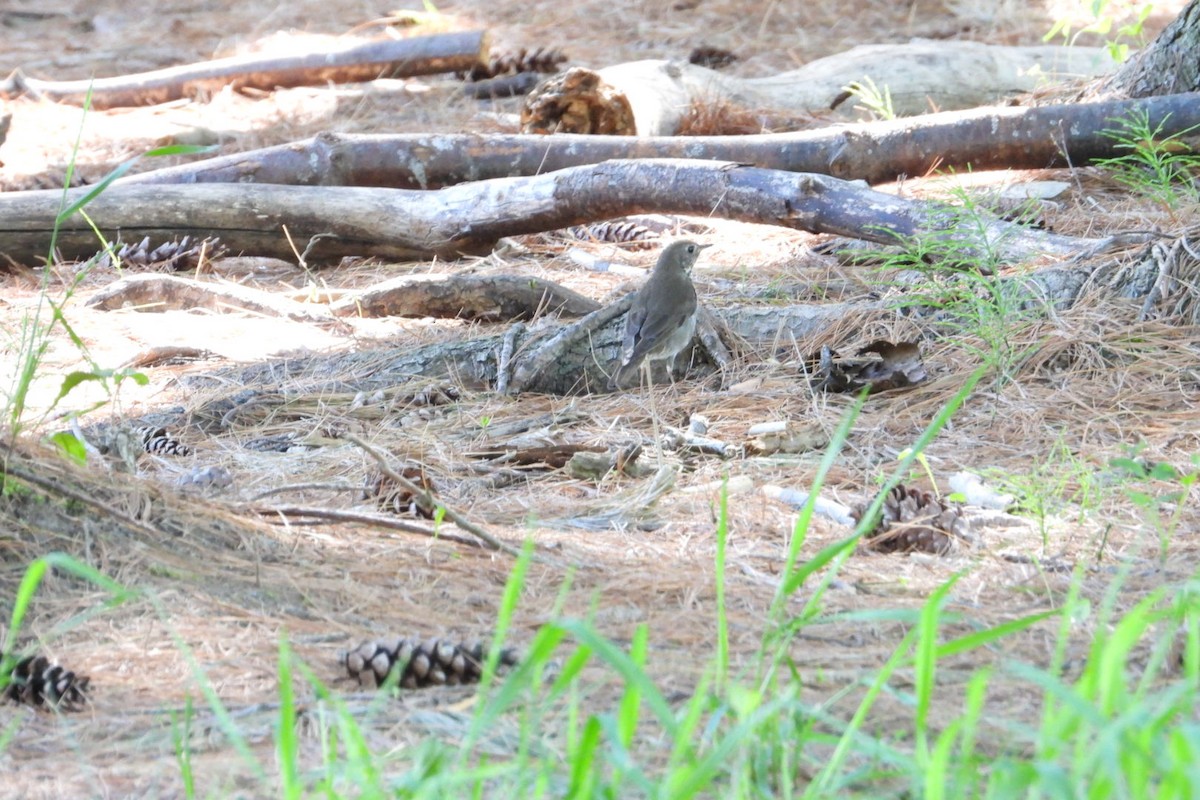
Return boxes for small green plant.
[1044,0,1153,62]
[842,76,895,121]
[0,552,133,698]
[867,189,1046,385]
[170,697,197,799]
[897,446,941,497]
[2,91,214,439]
[989,438,1105,548]
[1096,109,1200,211]
[1109,450,1199,558]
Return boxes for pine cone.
[462,47,568,81]
[94,235,225,271]
[361,464,437,518]
[134,424,193,456]
[566,220,657,248]
[407,384,461,407]
[854,484,970,555]
[688,45,739,70]
[2,652,90,711]
[342,637,519,690]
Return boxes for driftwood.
[118,93,1200,189]
[0,31,488,109]
[520,43,1118,135]
[172,236,1183,401]
[157,227,1190,403]
[182,234,1181,400]
[87,271,598,325]
[86,273,346,327]
[328,274,601,320]
[178,300,869,401]
[1,159,1098,265]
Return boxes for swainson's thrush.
[610,239,710,389]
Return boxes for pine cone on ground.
[566,221,657,248]
[688,45,739,70]
[135,425,193,456]
[90,422,192,469]
[853,484,971,555]
[94,235,225,271]
[461,47,568,81]
[2,652,90,711]
[407,385,461,407]
[342,637,519,690]
[361,463,437,518]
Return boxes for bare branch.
[0,31,488,108]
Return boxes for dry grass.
[2,0,1198,795]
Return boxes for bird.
[609,239,711,390]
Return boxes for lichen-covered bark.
[1100,0,1200,97]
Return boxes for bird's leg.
[641,360,666,463]
[666,352,681,392]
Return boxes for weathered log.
[181,300,873,401]
[182,241,1166,400]
[85,268,598,325]
[0,31,488,109]
[177,238,1176,400]
[85,273,345,327]
[329,274,601,320]
[0,159,1096,265]
[520,43,1118,135]
[118,93,1200,189]
[458,72,543,99]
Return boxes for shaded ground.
[1,0,1198,796]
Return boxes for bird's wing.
[620,300,649,359]
[623,288,697,365]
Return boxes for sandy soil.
[1,0,1197,796]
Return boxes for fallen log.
[85,273,346,328]
[328,274,600,320]
[89,271,600,326]
[0,31,488,109]
[117,92,1200,189]
[0,159,1097,265]
[179,300,871,400]
[172,235,1179,400]
[520,42,1118,135]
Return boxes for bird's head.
[659,239,712,274]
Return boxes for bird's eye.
[686,245,696,253]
